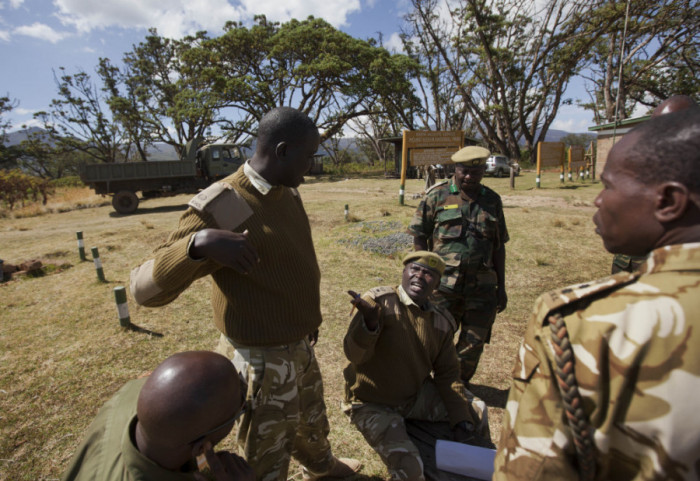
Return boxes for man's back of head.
[256,107,318,155]
[135,351,242,470]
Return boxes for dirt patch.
[1,258,73,282]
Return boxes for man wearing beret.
[343,251,489,481]
[408,146,509,384]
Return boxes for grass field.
[0,171,613,480]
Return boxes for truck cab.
[195,144,245,180]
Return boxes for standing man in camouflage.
[408,146,508,384]
[343,251,489,481]
[130,107,360,481]
[494,107,700,480]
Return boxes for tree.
[401,0,612,160]
[38,68,129,163]
[580,0,699,123]
[97,58,154,161]
[0,95,20,170]
[17,129,83,179]
[119,29,228,155]
[560,132,596,148]
[203,16,421,141]
[346,107,402,169]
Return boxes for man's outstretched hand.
[347,290,380,331]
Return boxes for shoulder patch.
[188,182,229,211]
[188,182,253,231]
[426,180,448,194]
[432,305,457,332]
[535,271,639,325]
[367,286,397,300]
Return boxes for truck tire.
[112,190,139,214]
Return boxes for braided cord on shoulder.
[549,313,596,481]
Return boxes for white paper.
[435,440,495,480]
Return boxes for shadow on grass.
[109,203,189,217]
[124,323,164,338]
[469,383,509,408]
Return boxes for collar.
[244,160,273,195]
[122,416,197,481]
[641,242,700,274]
[398,285,435,312]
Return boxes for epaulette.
[535,271,639,325]
[367,285,397,300]
[426,180,448,194]
[188,182,253,231]
[432,303,457,332]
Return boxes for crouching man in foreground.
[61,351,253,481]
[343,251,490,481]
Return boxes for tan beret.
[451,146,491,166]
[402,251,445,276]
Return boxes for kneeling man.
[343,251,489,481]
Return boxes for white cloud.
[50,0,364,39]
[14,22,69,43]
[54,0,246,38]
[9,0,25,7]
[15,107,34,115]
[551,103,595,132]
[552,116,593,133]
[384,31,404,54]
[0,29,9,41]
[237,0,361,27]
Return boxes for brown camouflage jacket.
[494,243,700,481]
[407,181,508,293]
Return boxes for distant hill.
[4,127,47,146]
[544,129,595,143]
[3,128,594,155]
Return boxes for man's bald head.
[256,107,318,155]
[652,95,698,117]
[137,351,241,449]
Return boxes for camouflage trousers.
[433,287,498,383]
[343,380,489,481]
[216,334,335,481]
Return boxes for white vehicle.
[485,154,520,177]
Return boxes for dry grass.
[0,187,111,219]
[0,171,612,480]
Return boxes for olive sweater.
[144,167,322,346]
[343,286,471,426]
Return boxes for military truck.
[80,138,244,214]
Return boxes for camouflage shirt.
[407,181,509,293]
[611,253,648,274]
[494,243,700,481]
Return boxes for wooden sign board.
[537,142,565,168]
[411,147,458,166]
[569,145,585,170]
[405,130,464,149]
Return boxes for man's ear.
[655,182,690,223]
[275,141,287,159]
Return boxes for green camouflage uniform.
[611,253,647,274]
[217,336,333,481]
[494,243,700,481]
[61,378,199,481]
[342,286,489,481]
[407,180,509,382]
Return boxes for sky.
[0,0,595,134]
